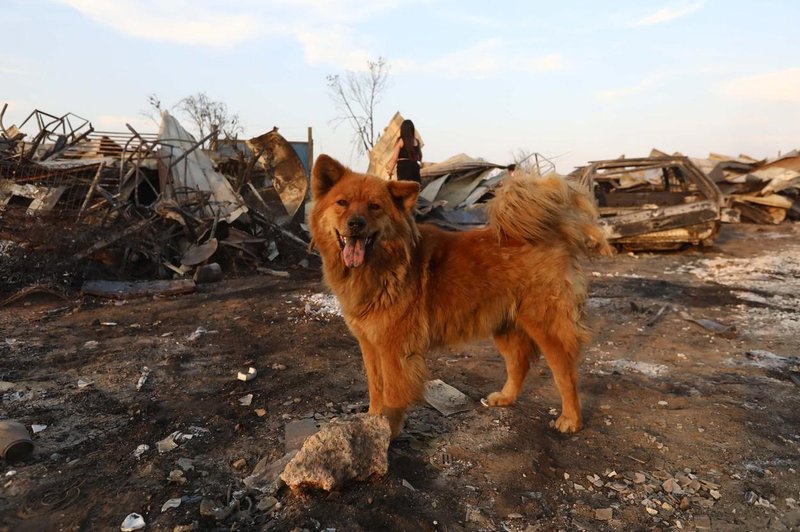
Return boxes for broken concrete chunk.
[120,513,145,531]
[156,432,180,453]
[132,444,149,459]
[280,414,391,491]
[237,367,257,382]
[167,469,186,484]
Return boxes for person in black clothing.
[385,119,422,183]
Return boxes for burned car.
[571,156,724,250]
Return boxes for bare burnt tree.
[176,93,243,148]
[140,93,243,147]
[140,93,163,126]
[326,57,390,155]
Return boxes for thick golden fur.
[309,154,610,437]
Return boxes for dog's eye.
[336,199,349,207]
[368,203,381,211]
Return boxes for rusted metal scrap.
[0,104,94,162]
[247,128,309,220]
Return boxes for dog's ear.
[312,154,347,199]
[386,180,420,213]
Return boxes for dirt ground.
[1,221,799,531]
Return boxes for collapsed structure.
[692,150,800,224]
[570,149,800,249]
[2,104,798,298]
[0,104,313,297]
[368,115,797,250]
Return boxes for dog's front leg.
[357,337,384,415]
[381,406,407,438]
[358,341,409,437]
[380,351,427,438]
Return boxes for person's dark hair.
[399,119,421,162]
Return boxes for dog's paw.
[482,392,516,407]
[550,414,581,434]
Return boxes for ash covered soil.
[1,223,799,531]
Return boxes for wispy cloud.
[631,2,704,27]
[524,53,565,73]
[429,38,505,77]
[0,65,22,75]
[722,68,800,103]
[270,0,406,23]
[56,0,394,68]
[396,39,565,78]
[599,75,662,102]
[294,25,372,70]
[439,12,504,29]
[56,0,559,75]
[58,0,262,47]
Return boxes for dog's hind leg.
[485,328,538,407]
[517,315,584,433]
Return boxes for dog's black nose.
[348,216,366,232]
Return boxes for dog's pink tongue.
[342,238,366,268]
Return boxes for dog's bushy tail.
[487,172,612,256]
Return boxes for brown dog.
[309,154,610,437]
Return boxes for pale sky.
[2,0,798,172]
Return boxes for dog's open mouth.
[336,230,375,268]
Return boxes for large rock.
[280,414,391,491]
